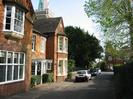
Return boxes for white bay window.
[3,5,25,38]
[0,50,25,84]
[58,36,68,53]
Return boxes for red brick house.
[34,17,68,82]
[0,0,34,96]
[31,29,52,84]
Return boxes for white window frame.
[3,5,25,35]
[58,36,64,51]
[32,35,36,52]
[64,37,68,52]
[0,50,25,85]
[57,58,68,76]
[58,36,68,53]
[40,37,46,53]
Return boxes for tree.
[84,0,133,50]
[65,26,103,68]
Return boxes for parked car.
[75,70,91,82]
[89,68,97,76]
[89,68,101,76]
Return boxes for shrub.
[67,72,72,80]
[31,75,41,88]
[114,62,133,99]
[42,73,54,83]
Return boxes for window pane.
[37,62,41,75]
[32,35,36,51]
[5,24,11,30]
[20,53,24,64]
[8,52,13,63]
[13,65,18,80]
[14,7,23,33]
[59,37,63,51]
[32,62,35,75]
[6,11,11,17]
[14,53,18,63]
[7,6,12,12]
[59,60,63,74]
[65,38,68,51]
[0,51,6,63]
[19,65,23,79]
[6,17,11,23]
[5,6,12,30]
[7,65,13,81]
[47,62,51,70]
[0,65,6,82]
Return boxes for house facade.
[0,0,34,96]
[32,29,52,84]
[34,17,68,82]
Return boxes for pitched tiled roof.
[33,17,62,34]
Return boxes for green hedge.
[31,75,41,88]
[42,73,54,83]
[114,62,133,99]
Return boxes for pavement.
[2,82,73,99]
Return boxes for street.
[37,72,115,99]
[5,72,115,99]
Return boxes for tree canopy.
[84,0,133,51]
[65,26,103,68]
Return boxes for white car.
[75,70,91,82]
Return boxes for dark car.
[89,68,97,76]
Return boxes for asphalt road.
[5,72,115,99]
[37,72,115,99]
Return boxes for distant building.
[0,0,34,96]
[34,17,68,82]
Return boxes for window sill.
[57,73,67,76]
[57,51,68,54]
[4,31,24,39]
[0,79,24,85]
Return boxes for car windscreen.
[77,71,86,74]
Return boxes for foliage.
[96,61,107,71]
[65,26,103,68]
[67,72,73,80]
[114,62,133,99]
[31,75,41,88]
[84,0,133,50]
[68,59,75,72]
[42,73,54,83]
[105,41,128,58]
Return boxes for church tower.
[37,0,53,18]
[38,0,44,11]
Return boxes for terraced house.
[0,0,34,96]
[34,17,68,82]
[32,29,52,84]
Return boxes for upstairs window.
[64,38,68,52]
[32,35,36,51]
[40,37,46,53]
[4,5,25,35]
[58,36,64,51]
[58,36,68,53]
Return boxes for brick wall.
[0,0,34,96]
[32,33,46,59]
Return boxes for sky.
[31,0,101,39]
